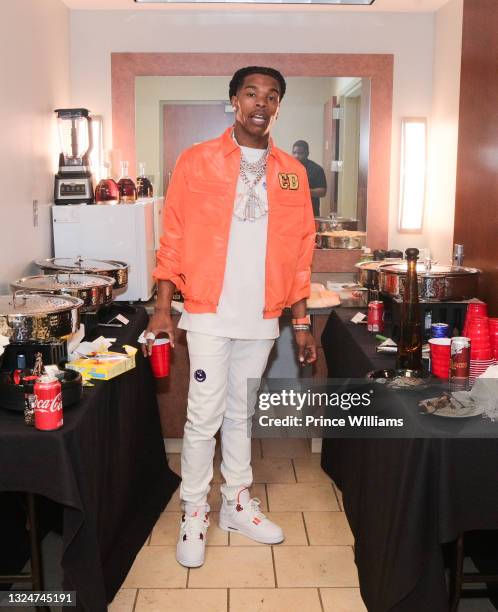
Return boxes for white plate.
[432,404,484,418]
[420,392,484,418]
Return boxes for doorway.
[162,102,234,195]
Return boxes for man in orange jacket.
[144,66,316,568]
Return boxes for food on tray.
[419,393,452,414]
[384,376,425,390]
[418,392,482,417]
[306,283,340,309]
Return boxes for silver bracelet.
[293,324,311,332]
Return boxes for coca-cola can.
[367,301,384,333]
[450,337,470,390]
[34,376,63,431]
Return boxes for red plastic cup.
[467,315,489,329]
[469,339,492,351]
[149,338,171,378]
[464,304,488,336]
[469,359,494,381]
[489,319,498,347]
[470,348,492,360]
[467,317,490,342]
[466,302,488,318]
[429,338,451,379]
[432,365,451,378]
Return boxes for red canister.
[367,301,384,333]
[34,376,63,431]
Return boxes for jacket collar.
[221,126,276,158]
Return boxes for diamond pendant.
[245,189,258,221]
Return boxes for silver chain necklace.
[233,130,271,221]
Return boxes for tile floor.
[110,440,497,612]
[110,438,367,612]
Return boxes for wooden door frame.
[111,52,393,249]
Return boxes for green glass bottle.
[396,248,423,372]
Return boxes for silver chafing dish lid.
[36,257,128,274]
[379,264,481,276]
[355,258,404,271]
[12,273,115,291]
[0,293,83,316]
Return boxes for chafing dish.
[356,259,404,289]
[318,231,367,250]
[378,264,480,301]
[315,217,358,233]
[0,292,83,342]
[11,273,115,312]
[36,256,128,290]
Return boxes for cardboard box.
[66,347,136,381]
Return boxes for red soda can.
[449,337,470,391]
[368,301,384,333]
[34,376,63,431]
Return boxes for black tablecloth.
[321,308,498,612]
[0,306,180,611]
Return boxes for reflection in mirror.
[135,76,370,231]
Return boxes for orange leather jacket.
[153,127,316,318]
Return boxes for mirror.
[135,75,371,230]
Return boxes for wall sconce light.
[90,115,104,183]
[398,117,427,233]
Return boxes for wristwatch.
[292,316,311,326]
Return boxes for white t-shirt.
[178,145,280,340]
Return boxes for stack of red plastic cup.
[489,318,498,362]
[466,316,494,382]
[429,338,451,379]
[463,301,488,337]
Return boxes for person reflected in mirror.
[292,140,327,216]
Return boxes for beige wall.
[136,76,333,194]
[0,0,70,291]
[426,0,463,264]
[70,9,435,251]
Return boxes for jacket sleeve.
[286,178,316,307]
[152,152,187,289]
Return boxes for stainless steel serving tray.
[0,292,83,342]
[11,273,115,312]
[36,257,129,290]
[355,259,404,289]
[315,217,358,232]
[378,264,481,301]
[317,232,367,250]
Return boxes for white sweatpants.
[180,331,274,506]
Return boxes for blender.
[54,108,94,205]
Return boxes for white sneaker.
[219,487,284,544]
[176,503,210,568]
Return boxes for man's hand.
[294,330,317,365]
[142,307,175,357]
[142,280,177,357]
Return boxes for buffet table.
[321,307,498,612]
[0,306,181,611]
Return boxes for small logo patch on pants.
[194,369,207,382]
